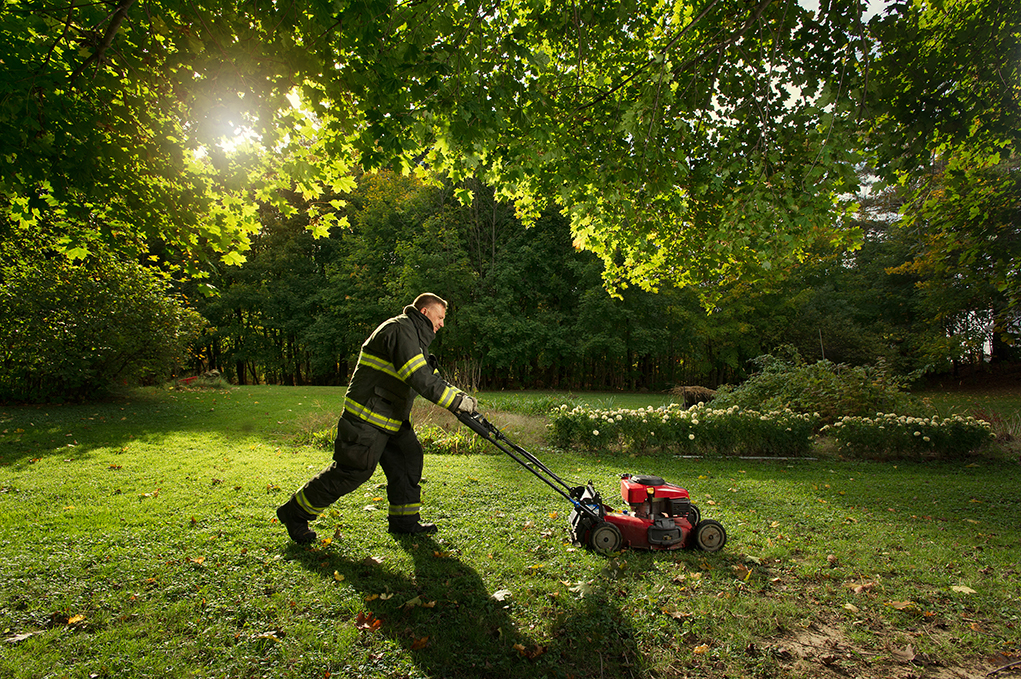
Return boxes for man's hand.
[457,394,479,414]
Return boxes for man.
[276,293,478,543]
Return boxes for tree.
[867,0,1021,347]
[2,0,875,291]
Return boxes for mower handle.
[454,410,603,523]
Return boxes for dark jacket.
[342,305,465,432]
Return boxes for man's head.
[413,293,448,333]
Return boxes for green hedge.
[548,403,819,457]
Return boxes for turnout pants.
[291,416,425,522]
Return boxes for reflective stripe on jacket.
[343,305,465,432]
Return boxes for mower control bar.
[455,411,603,523]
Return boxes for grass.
[1,385,1019,679]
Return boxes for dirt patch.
[769,619,1004,679]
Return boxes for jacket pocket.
[370,385,406,417]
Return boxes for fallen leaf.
[513,642,545,658]
[67,614,86,625]
[355,611,381,631]
[188,556,205,565]
[362,556,384,567]
[662,608,692,620]
[379,593,393,600]
[843,603,860,613]
[890,644,915,662]
[492,589,512,602]
[693,644,710,655]
[951,585,977,594]
[5,631,43,644]
[253,630,283,643]
[887,600,916,611]
[732,564,753,581]
[411,635,430,650]
[364,594,379,602]
[403,595,423,609]
[333,571,345,582]
[363,505,377,512]
[845,580,877,594]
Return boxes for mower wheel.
[686,504,701,527]
[589,521,623,554]
[693,519,727,552]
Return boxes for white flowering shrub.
[822,413,994,459]
[548,403,819,457]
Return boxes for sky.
[799,0,891,21]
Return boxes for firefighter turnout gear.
[278,303,470,542]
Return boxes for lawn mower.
[455,410,727,554]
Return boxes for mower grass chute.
[456,411,727,555]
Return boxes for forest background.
[1,0,1019,402]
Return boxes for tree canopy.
[3,0,879,291]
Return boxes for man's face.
[421,304,446,333]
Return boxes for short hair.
[413,293,448,311]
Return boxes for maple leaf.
[411,635,430,650]
[355,611,381,631]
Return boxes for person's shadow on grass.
[292,535,552,678]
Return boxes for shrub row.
[822,413,995,459]
[548,403,819,457]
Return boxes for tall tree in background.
[867,0,1021,355]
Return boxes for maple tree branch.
[69,0,136,86]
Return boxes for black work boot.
[388,515,438,535]
[276,497,317,544]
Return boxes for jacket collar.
[404,305,436,346]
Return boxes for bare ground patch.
[768,617,1008,679]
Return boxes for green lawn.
[1,385,1019,679]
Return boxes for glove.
[456,394,479,414]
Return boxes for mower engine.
[569,474,727,554]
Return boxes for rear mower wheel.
[686,504,701,527]
[693,519,727,552]
[589,521,623,554]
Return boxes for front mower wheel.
[693,519,727,552]
[589,521,623,554]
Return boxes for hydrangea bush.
[822,413,994,459]
[548,404,995,459]
[548,403,819,457]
